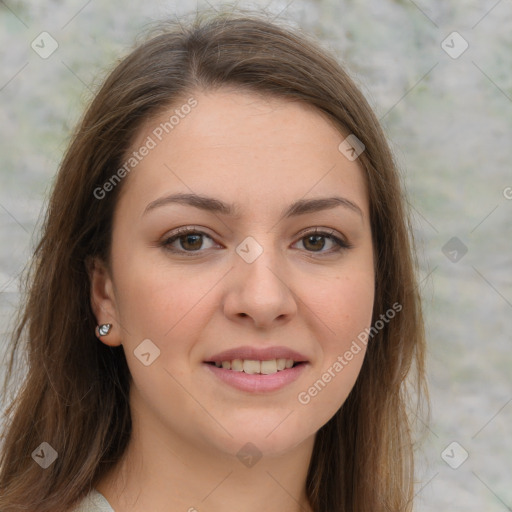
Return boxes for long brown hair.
[0,6,427,511]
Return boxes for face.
[90,88,375,458]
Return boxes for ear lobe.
[86,255,122,347]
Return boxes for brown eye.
[160,227,351,256]
[302,234,327,252]
[176,233,203,251]
[162,228,216,253]
[294,229,351,254]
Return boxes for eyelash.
[160,226,352,256]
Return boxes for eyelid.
[294,226,351,248]
[160,226,352,255]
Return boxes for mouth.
[203,346,310,392]
[203,358,308,393]
[204,359,306,375]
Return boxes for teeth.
[260,360,277,374]
[212,358,297,374]
[231,359,243,371]
[243,360,261,374]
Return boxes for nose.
[222,237,298,329]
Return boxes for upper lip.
[205,346,309,363]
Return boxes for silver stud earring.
[96,323,112,337]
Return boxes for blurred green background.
[1,1,511,510]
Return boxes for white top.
[70,489,114,512]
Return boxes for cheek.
[111,250,222,373]
[314,267,375,344]
[295,269,374,421]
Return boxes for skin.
[89,87,375,512]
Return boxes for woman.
[0,7,427,512]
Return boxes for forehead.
[117,88,369,218]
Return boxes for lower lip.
[203,362,308,393]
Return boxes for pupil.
[305,235,324,251]
[182,234,202,250]
[179,234,326,252]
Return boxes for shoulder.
[69,489,114,512]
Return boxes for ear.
[86,255,122,347]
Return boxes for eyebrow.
[143,192,363,220]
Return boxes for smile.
[203,360,308,393]
[206,358,302,374]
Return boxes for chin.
[208,416,314,459]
